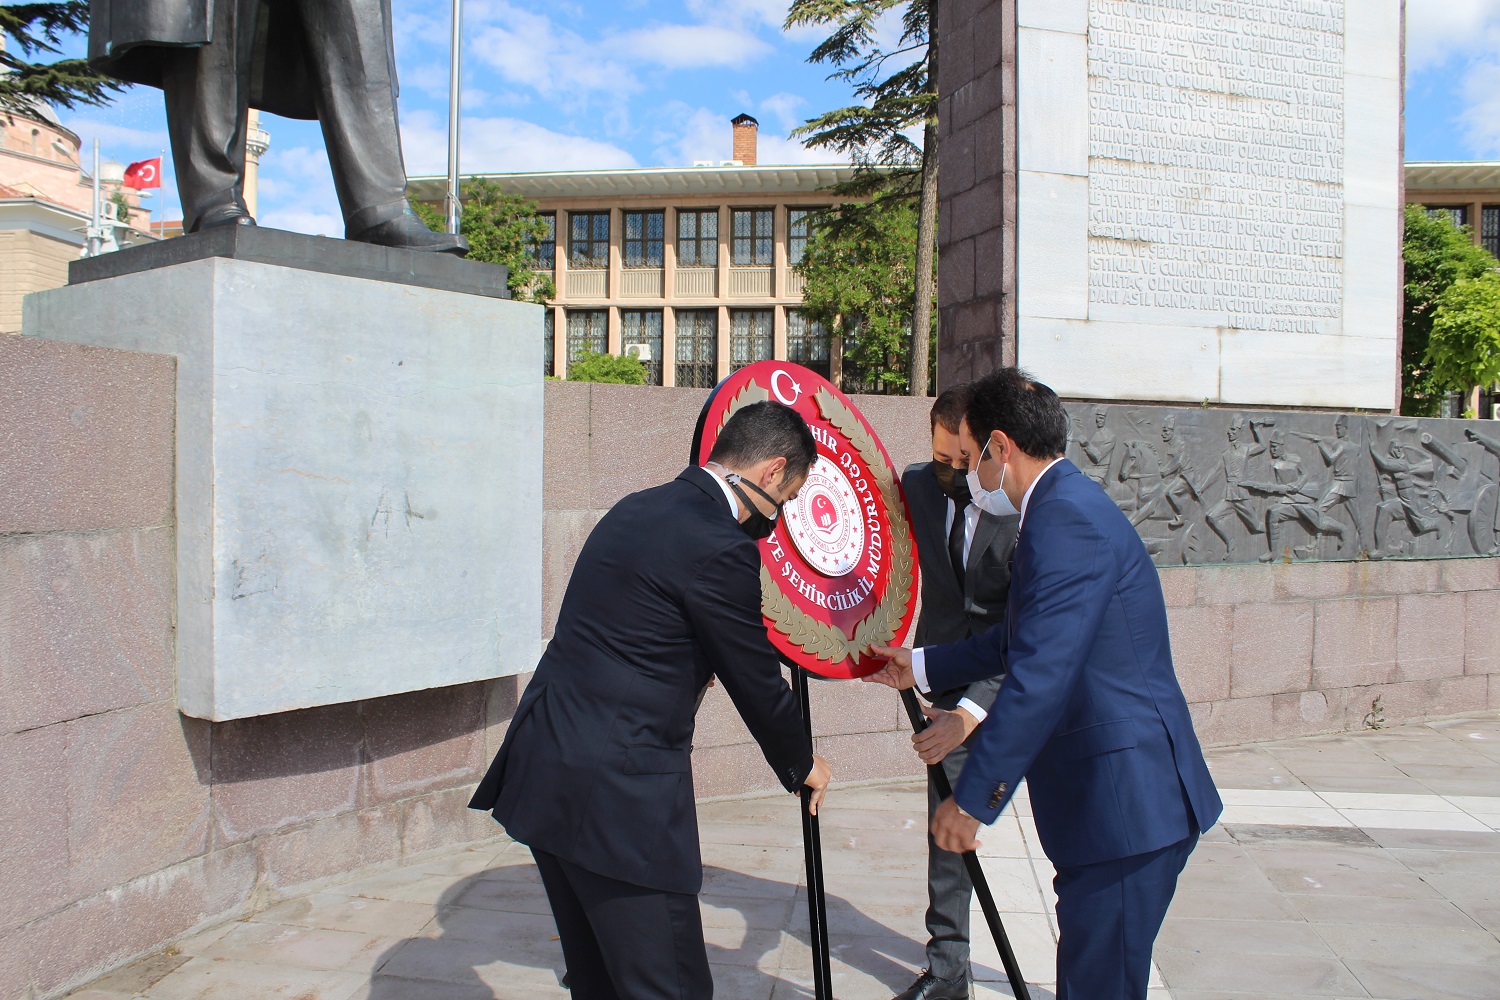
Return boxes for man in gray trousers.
[893,385,1020,1000]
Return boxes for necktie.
[948,500,967,589]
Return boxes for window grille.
[677,209,719,268]
[786,311,831,379]
[544,310,555,378]
[676,310,719,388]
[731,209,774,266]
[569,211,610,269]
[621,310,664,385]
[566,309,608,375]
[788,208,825,267]
[730,309,774,371]
[624,210,665,268]
[530,213,557,269]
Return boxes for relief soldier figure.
[1290,415,1366,556]
[1370,436,1446,557]
[1077,408,1118,489]
[88,0,467,251]
[1203,416,1270,560]
[1251,432,1345,562]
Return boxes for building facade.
[410,118,856,387]
[0,101,157,333]
[1406,161,1500,259]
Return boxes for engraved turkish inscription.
[1087,0,1345,334]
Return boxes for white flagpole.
[445,0,463,235]
[87,138,102,257]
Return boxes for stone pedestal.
[24,232,544,721]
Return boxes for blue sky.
[46,0,1500,236]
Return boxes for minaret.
[244,110,271,218]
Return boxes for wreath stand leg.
[794,666,835,1000]
[901,689,1032,1000]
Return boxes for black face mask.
[729,476,784,541]
[932,461,972,506]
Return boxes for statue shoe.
[192,207,256,232]
[351,215,470,256]
[892,970,968,1000]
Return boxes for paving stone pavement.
[69,714,1500,1000]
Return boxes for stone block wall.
[935,0,1017,389]
[0,338,517,1000]
[4,359,1496,998]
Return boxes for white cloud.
[255,144,341,236]
[610,25,772,69]
[1460,56,1500,156]
[650,103,847,167]
[401,111,639,175]
[760,92,808,134]
[1405,0,1500,72]
[467,2,639,103]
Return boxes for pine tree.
[786,0,938,396]
[1,3,125,114]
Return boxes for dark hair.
[709,401,817,482]
[965,368,1068,459]
[929,384,972,435]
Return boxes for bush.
[567,352,646,385]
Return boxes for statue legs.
[298,0,410,237]
[158,0,259,232]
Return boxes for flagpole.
[87,139,102,257]
[445,0,462,235]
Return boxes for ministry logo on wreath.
[691,362,918,679]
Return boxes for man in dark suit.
[471,401,833,1000]
[868,369,1222,1000]
[894,385,1019,1000]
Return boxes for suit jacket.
[925,459,1222,869]
[87,0,398,120]
[470,467,813,895]
[902,462,1019,713]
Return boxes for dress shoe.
[350,214,470,255]
[892,969,968,1000]
[191,206,256,232]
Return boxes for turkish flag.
[122,158,163,189]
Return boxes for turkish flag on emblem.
[122,158,163,189]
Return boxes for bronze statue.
[88,0,467,253]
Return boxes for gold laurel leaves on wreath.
[759,388,917,664]
[717,380,771,434]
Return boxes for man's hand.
[803,754,833,816]
[861,645,915,690]
[913,705,979,766]
[931,796,982,854]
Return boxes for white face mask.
[966,437,1019,517]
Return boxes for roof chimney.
[731,114,759,166]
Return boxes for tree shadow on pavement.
[365,860,921,998]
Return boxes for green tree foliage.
[1401,204,1498,415]
[566,351,645,385]
[1,3,124,113]
[1427,272,1500,411]
[408,179,555,303]
[785,0,932,184]
[787,0,938,395]
[796,192,933,393]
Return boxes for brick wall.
[936,0,1017,389]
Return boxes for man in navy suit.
[472,401,833,1000]
[868,368,1221,1000]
